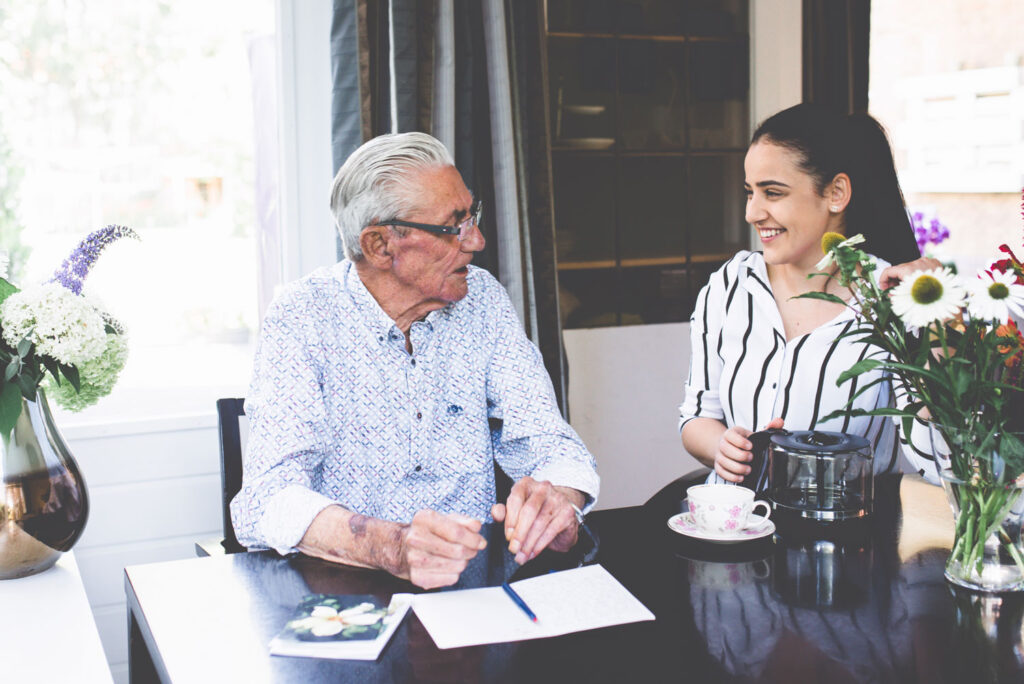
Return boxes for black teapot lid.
[769,429,870,455]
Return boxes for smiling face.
[744,141,842,272]
[384,165,484,308]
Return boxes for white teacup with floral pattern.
[687,484,772,535]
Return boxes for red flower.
[997,320,1024,387]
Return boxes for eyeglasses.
[383,201,482,242]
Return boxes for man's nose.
[461,223,486,252]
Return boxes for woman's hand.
[714,417,784,483]
[878,257,943,290]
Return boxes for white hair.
[330,132,455,260]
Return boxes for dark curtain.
[802,0,871,113]
[328,0,567,413]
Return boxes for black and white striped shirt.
[679,251,934,482]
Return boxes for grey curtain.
[329,0,567,412]
[802,0,871,113]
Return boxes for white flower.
[966,269,1024,322]
[0,251,9,280]
[287,602,385,638]
[816,233,865,270]
[889,267,966,331]
[0,283,107,365]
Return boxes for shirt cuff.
[532,462,600,513]
[259,485,338,555]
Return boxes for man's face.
[385,165,485,306]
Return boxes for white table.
[0,552,113,683]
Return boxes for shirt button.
[415,411,422,420]
[378,335,384,342]
[414,465,422,472]
[411,358,416,367]
[772,383,777,389]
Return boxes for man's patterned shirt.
[230,261,600,554]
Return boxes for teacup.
[687,484,772,535]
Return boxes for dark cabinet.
[547,0,751,328]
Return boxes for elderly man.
[230,132,599,589]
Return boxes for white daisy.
[889,267,966,331]
[966,269,1024,322]
[816,233,865,270]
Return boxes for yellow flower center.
[989,282,1009,300]
[820,231,845,254]
[910,275,943,304]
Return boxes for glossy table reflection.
[125,474,1024,683]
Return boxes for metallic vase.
[0,390,88,579]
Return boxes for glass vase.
[0,389,89,580]
[926,422,1024,592]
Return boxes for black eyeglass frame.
[382,201,482,241]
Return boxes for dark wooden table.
[125,474,1024,683]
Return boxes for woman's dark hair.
[750,103,920,265]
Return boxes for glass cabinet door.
[547,0,750,329]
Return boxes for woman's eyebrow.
[755,180,790,188]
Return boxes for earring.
[829,205,840,213]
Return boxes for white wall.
[564,323,699,509]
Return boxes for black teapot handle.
[740,428,789,494]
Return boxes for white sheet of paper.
[411,564,655,649]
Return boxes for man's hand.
[491,477,585,565]
[879,257,943,290]
[396,511,486,590]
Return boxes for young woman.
[679,103,938,484]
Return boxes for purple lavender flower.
[909,211,950,251]
[49,225,140,295]
[928,218,950,245]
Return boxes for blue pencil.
[502,582,538,622]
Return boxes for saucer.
[667,512,775,543]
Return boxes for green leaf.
[792,291,848,306]
[3,359,18,382]
[16,338,31,358]
[0,382,22,440]
[0,278,19,306]
[836,358,885,385]
[41,357,61,384]
[14,373,36,400]
[60,364,81,392]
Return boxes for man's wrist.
[376,520,410,578]
[553,485,587,513]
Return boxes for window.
[0,0,276,424]
[870,1,1024,277]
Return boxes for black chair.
[195,398,247,556]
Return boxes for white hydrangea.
[0,283,108,365]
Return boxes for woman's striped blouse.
[678,250,935,482]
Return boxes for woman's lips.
[758,228,786,243]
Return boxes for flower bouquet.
[0,225,137,436]
[0,224,137,578]
[805,209,1024,591]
